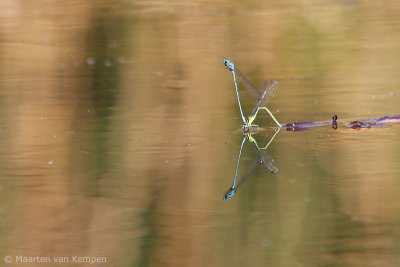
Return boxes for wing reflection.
[223,128,280,201]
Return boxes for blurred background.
[0,0,400,266]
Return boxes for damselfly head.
[242,124,259,134]
[223,58,234,71]
[223,187,235,201]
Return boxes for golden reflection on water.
[0,1,400,266]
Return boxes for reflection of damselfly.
[223,128,280,201]
[223,58,281,129]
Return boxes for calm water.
[1,1,400,266]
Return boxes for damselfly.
[223,128,280,201]
[223,58,281,128]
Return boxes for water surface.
[1,1,400,266]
